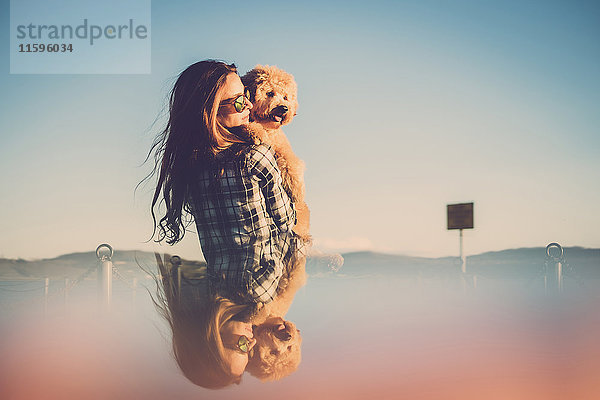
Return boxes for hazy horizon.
[2,243,598,263]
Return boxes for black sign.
[447,203,474,230]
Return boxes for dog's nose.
[274,329,292,341]
[272,105,288,116]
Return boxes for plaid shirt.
[188,143,303,304]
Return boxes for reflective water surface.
[1,250,599,399]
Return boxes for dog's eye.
[287,345,292,351]
[284,95,288,101]
[270,349,280,356]
[266,91,275,97]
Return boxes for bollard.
[64,278,70,309]
[132,277,138,307]
[170,255,182,304]
[44,277,50,316]
[96,244,114,311]
[545,242,564,294]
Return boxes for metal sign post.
[459,229,464,273]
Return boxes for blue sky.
[0,0,598,259]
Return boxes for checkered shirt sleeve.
[246,144,297,234]
[243,144,297,302]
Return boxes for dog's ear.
[241,67,269,102]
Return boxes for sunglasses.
[224,335,253,354]
[236,335,253,353]
[220,90,251,113]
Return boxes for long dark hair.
[142,60,251,244]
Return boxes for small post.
[64,278,70,309]
[170,255,182,304]
[44,277,50,316]
[132,277,138,307]
[96,244,114,312]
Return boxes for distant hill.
[308,247,600,279]
[467,247,600,279]
[0,251,160,281]
[1,247,598,281]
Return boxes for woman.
[145,60,301,386]
[149,60,299,304]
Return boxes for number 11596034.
[18,43,73,53]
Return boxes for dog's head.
[241,65,298,130]
[246,316,302,381]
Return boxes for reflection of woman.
[153,256,255,388]
[145,60,302,387]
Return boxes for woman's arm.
[243,144,296,304]
[247,144,296,232]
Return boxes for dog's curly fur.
[246,257,305,381]
[247,317,302,382]
[242,65,311,244]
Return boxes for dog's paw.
[300,233,313,247]
[277,276,290,294]
[247,132,261,145]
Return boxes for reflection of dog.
[248,255,306,381]
[242,65,311,243]
[248,317,302,381]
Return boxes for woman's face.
[217,73,252,128]
[220,320,256,377]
